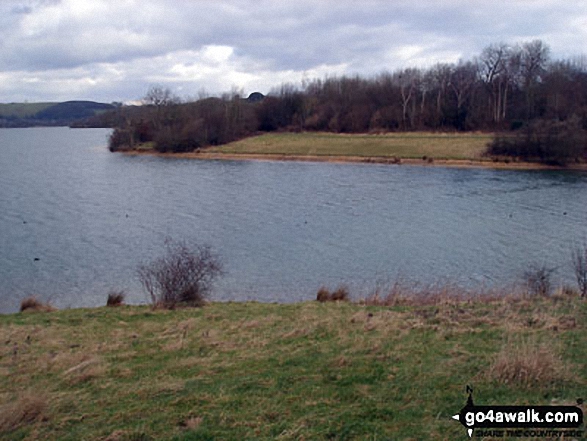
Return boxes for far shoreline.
[116,131,587,171]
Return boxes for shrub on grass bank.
[106,290,125,307]
[138,239,223,309]
[19,296,55,312]
[316,285,349,302]
[523,264,555,297]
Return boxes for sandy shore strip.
[123,150,587,171]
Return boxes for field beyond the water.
[1,296,585,440]
[208,132,492,160]
[128,131,587,170]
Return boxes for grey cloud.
[1,0,586,102]
[10,5,33,14]
[1,1,579,71]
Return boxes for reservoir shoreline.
[123,149,587,171]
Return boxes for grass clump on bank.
[316,285,350,302]
[19,296,55,312]
[487,337,574,388]
[0,391,48,433]
[1,293,585,440]
[106,290,125,307]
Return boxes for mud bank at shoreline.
[123,149,587,171]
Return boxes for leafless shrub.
[572,242,587,298]
[106,290,125,307]
[487,338,573,388]
[138,239,223,309]
[523,264,555,297]
[19,296,55,312]
[0,392,47,432]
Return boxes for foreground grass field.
[1,296,585,440]
[208,132,492,160]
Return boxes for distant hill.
[0,101,115,128]
[0,102,55,119]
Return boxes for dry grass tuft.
[106,290,125,307]
[62,356,106,384]
[104,430,128,441]
[19,296,56,312]
[556,285,581,298]
[360,280,520,307]
[316,285,350,302]
[0,392,47,432]
[556,315,577,330]
[316,286,330,302]
[179,416,203,430]
[330,286,349,301]
[487,338,574,388]
[334,356,348,367]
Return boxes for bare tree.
[143,86,179,131]
[521,40,550,88]
[520,40,550,118]
[543,60,576,119]
[430,63,453,125]
[478,43,514,123]
[395,68,420,129]
[143,85,178,107]
[450,61,478,128]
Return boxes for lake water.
[1,127,586,313]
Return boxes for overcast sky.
[1,0,586,103]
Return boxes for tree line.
[108,40,587,163]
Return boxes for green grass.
[209,132,493,160]
[0,103,55,119]
[1,297,585,440]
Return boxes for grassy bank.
[1,296,585,440]
[208,132,492,160]
[126,131,587,170]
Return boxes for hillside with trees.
[0,101,115,128]
[108,40,587,164]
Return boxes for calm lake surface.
[1,127,586,313]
